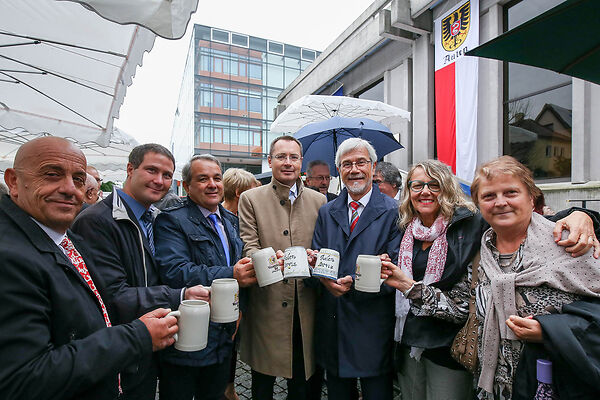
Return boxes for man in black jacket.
[0,137,178,400]
[72,143,208,399]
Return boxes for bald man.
[83,173,100,206]
[0,137,178,400]
[87,165,103,199]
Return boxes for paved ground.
[232,360,401,400]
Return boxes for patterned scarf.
[395,215,449,342]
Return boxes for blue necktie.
[141,210,155,255]
[208,213,230,266]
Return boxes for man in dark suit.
[311,138,401,400]
[0,137,178,400]
[154,154,256,400]
[305,160,338,202]
[72,144,208,399]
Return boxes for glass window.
[239,96,247,111]
[301,60,311,70]
[200,54,211,71]
[267,53,284,66]
[212,29,229,43]
[504,0,571,180]
[195,25,211,40]
[285,57,301,69]
[266,65,283,88]
[249,37,267,52]
[301,49,316,61]
[239,62,247,77]
[248,63,262,80]
[268,41,284,54]
[214,127,223,143]
[214,57,223,73]
[231,33,249,47]
[214,92,223,108]
[248,96,262,113]
[284,44,301,58]
[284,67,299,87]
[357,79,384,102]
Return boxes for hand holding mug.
[320,275,353,297]
[184,284,211,302]
[306,248,318,267]
[139,308,179,351]
[381,260,414,292]
[276,249,285,273]
[233,257,257,287]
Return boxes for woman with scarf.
[380,158,600,400]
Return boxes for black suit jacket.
[0,195,152,400]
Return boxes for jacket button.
[280,200,285,206]
[273,185,277,190]
[282,301,288,308]
[283,230,289,236]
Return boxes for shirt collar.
[197,204,221,220]
[31,218,67,247]
[289,183,298,197]
[394,190,401,201]
[117,188,147,220]
[347,187,373,208]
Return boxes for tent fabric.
[0,0,156,146]
[62,0,199,40]
[466,0,600,85]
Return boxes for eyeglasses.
[308,175,331,181]
[408,180,441,193]
[272,153,301,162]
[372,179,383,185]
[340,159,371,170]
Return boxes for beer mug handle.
[167,310,181,342]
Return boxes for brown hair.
[471,156,537,206]
[269,135,303,157]
[223,168,257,201]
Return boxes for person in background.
[222,167,260,215]
[373,161,402,202]
[238,135,326,400]
[305,160,337,202]
[311,138,401,399]
[0,137,178,400]
[87,165,103,200]
[154,154,256,400]
[83,173,100,206]
[72,143,209,400]
[0,182,8,195]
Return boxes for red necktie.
[350,201,360,232]
[60,237,111,327]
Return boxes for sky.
[115,0,375,147]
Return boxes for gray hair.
[306,160,330,177]
[0,182,8,195]
[375,161,402,190]
[182,154,222,184]
[335,138,377,167]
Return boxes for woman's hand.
[381,260,415,292]
[505,315,543,342]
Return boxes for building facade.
[277,0,600,212]
[171,24,318,177]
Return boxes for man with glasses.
[311,138,401,399]
[87,165,103,200]
[373,161,402,202]
[305,160,337,202]
[238,135,326,400]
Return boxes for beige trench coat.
[238,178,326,379]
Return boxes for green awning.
[466,0,600,85]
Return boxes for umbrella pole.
[333,129,342,192]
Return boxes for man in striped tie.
[0,137,179,400]
[311,138,402,399]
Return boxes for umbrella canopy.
[0,0,157,146]
[294,116,403,177]
[466,0,600,85]
[64,0,199,40]
[271,95,411,134]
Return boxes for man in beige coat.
[238,135,326,400]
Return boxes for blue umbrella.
[293,116,403,176]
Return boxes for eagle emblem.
[441,1,471,51]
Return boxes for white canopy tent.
[0,0,198,146]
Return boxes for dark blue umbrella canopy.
[293,116,403,177]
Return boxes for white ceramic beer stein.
[168,299,210,352]
[312,248,340,280]
[283,246,311,278]
[251,247,283,287]
[354,255,384,293]
[207,278,239,323]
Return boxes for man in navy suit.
[311,138,401,400]
[154,154,256,400]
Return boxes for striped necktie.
[141,210,155,255]
[350,201,360,232]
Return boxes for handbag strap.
[468,251,480,313]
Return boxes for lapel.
[0,196,101,302]
[349,186,389,240]
[112,191,155,258]
[329,189,352,238]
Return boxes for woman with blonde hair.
[381,159,599,400]
[222,168,260,215]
